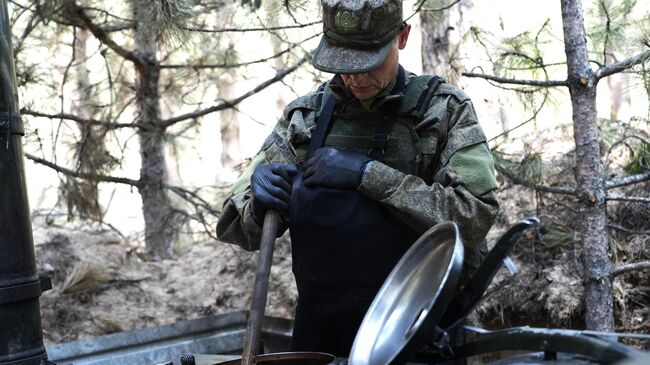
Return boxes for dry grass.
[483,139,649,334]
[62,263,112,294]
[94,316,125,335]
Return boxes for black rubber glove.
[303,147,372,189]
[250,163,298,224]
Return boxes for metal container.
[0,0,51,364]
[348,222,463,365]
[216,352,336,365]
[214,222,463,365]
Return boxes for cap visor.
[312,37,393,74]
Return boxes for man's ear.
[398,23,411,49]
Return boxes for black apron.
[288,68,418,356]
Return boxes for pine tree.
[464,0,650,330]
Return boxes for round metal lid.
[348,222,464,365]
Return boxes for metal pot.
[215,222,463,365]
[216,351,336,365]
[348,222,464,365]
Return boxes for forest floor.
[36,179,649,350]
[35,223,296,344]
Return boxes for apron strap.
[307,94,336,159]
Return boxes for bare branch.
[596,49,650,80]
[462,72,568,87]
[12,11,41,57]
[488,87,551,142]
[168,185,221,217]
[183,21,320,33]
[611,260,650,278]
[606,195,650,203]
[406,0,460,21]
[160,33,319,70]
[24,153,140,187]
[24,154,226,229]
[421,0,461,12]
[284,0,301,25]
[61,3,135,31]
[607,224,650,235]
[161,55,309,128]
[102,22,135,32]
[496,164,577,195]
[21,109,134,129]
[606,171,650,189]
[70,2,141,64]
[598,0,612,67]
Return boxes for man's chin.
[352,89,380,101]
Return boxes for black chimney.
[0,0,51,364]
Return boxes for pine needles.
[135,0,196,49]
[587,0,638,64]
[624,141,650,174]
[493,149,547,184]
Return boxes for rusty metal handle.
[241,209,281,365]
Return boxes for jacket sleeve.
[357,84,500,252]
[215,150,272,251]
[215,93,319,250]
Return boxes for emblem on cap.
[334,10,359,33]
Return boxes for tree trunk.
[269,11,287,111]
[133,2,177,259]
[420,0,472,83]
[607,70,626,121]
[218,71,240,170]
[420,5,451,77]
[66,27,106,220]
[217,8,241,176]
[560,0,613,331]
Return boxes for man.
[216,0,499,357]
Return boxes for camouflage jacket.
[216,69,500,268]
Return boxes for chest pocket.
[313,74,447,183]
[381,119,421,175]
[324,135,399,153]
[397,75,447,185]
[324,116,421,176]
[416,131,441,185]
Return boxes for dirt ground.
[35,184,649,349]
[477,181,650,349]
[35,224,297,344]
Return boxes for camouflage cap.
[313,0,403,74]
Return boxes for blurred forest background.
[7,0,650,347]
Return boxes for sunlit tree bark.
[64,27,108,221]
[420,0,473,83]
[561,0,613,331]
[133,1,179,260]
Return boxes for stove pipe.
[0,1,51,364]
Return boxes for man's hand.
[303,147,372,189]
[250,163,298,224]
